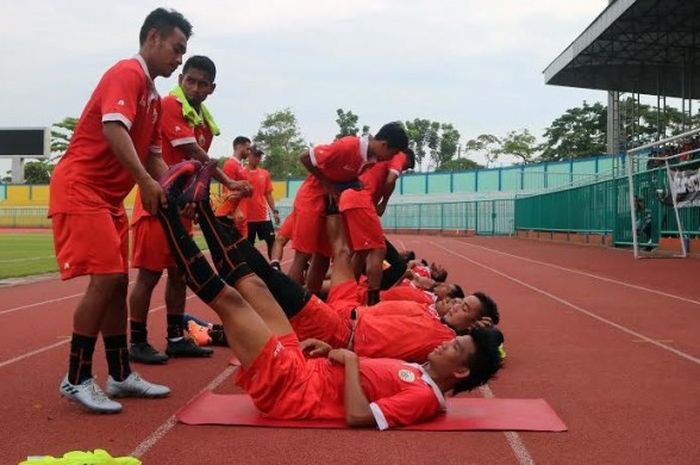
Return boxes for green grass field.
[0,232,209,280]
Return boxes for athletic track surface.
[1,235,698,465]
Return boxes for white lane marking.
[0,281,136,316]
[479,385,536,465]
[0,297,191,370]
[450,240,700,307]
[0,258,292,366]
[0,338,71,369]
[131,365,235,458]
[431,242,700,366]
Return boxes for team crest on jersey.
[398,369,416,383]
[198,134,206,146]
[152,109,158,124]
[175,125,182,132]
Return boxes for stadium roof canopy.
[544,0,700,98]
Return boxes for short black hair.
[448,284,465,299]
[453,327,504,394]
[473,291,499,325]
[251,145,264,156]
[403,148,416,170]
[400,250,416,261]
[233,136,251,148]
[140,8,193,46]
[432,266,448,283]
[183,55,216,82]
[375,122,409,151]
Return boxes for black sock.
[226,230,312,318]
[157,201,226,304]
[68,334,97,385]
[130,320,148,344]
[167,314,184,340]
[210,325,229,346]
[367,289,380,306]
[381,239,407,290]
[104,335,131,382]
[196,201,254,284]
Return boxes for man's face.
[427,335,474,378]
[434,297,453,317]
[442,295,483,330]
[433,282,455,300]
[248,153,261,168]
[373,141,400,161]
[179,68,215,106]
[235,142,252,159]
[150,28,188,78]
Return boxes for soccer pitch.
[0,232,209,280]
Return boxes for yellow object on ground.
[19,449,141,465]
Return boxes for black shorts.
[247,220,275,242]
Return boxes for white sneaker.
[106,372,171,398]
[59,375,122,414]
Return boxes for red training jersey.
[216,157,248,217]
[49,55,161,217]
[132,94,215,223]
[309,136,376,183]
[244,167,273,222]
[353,300,454,362]
[360,152,407,204]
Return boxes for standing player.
[129,55,232,364]
[48,8,192,413]
[289,122,409,293]
[244,146,280,258]
[216,136,252,236]
[339,149,415,304]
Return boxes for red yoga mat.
[177,391,567,432]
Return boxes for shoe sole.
[107,391,171,399]
[61,394,122,414]
[165,351,214,358]
[129,354,169,365]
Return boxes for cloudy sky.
[2,0,610,172]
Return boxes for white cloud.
[1,0,610,173]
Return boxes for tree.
[497,129,538,164]
[335,109,360,138]
[24,160,54,184]
[433,123,461,170]
[540,101,606,161]
[436,158,482,172]
[254,108,308,178]
[404,118,432,170]
[51,116,78,160]
[465,134,501,167]
[361,125,370,136]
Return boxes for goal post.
[626,127,700,259]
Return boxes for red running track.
[0,235,698,465]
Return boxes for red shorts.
[292,209,331,257]
[234,333,344,420]
[327,279,362,319]
[341,207,386,252]
[131,216,192,272]
[51,212,129,280]
[290,295,352,349]
[278,210,296,239]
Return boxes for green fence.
[514,162,700,245]
[282,154,622,198]
[380,199,514,235]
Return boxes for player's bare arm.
[329,349,376,427]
